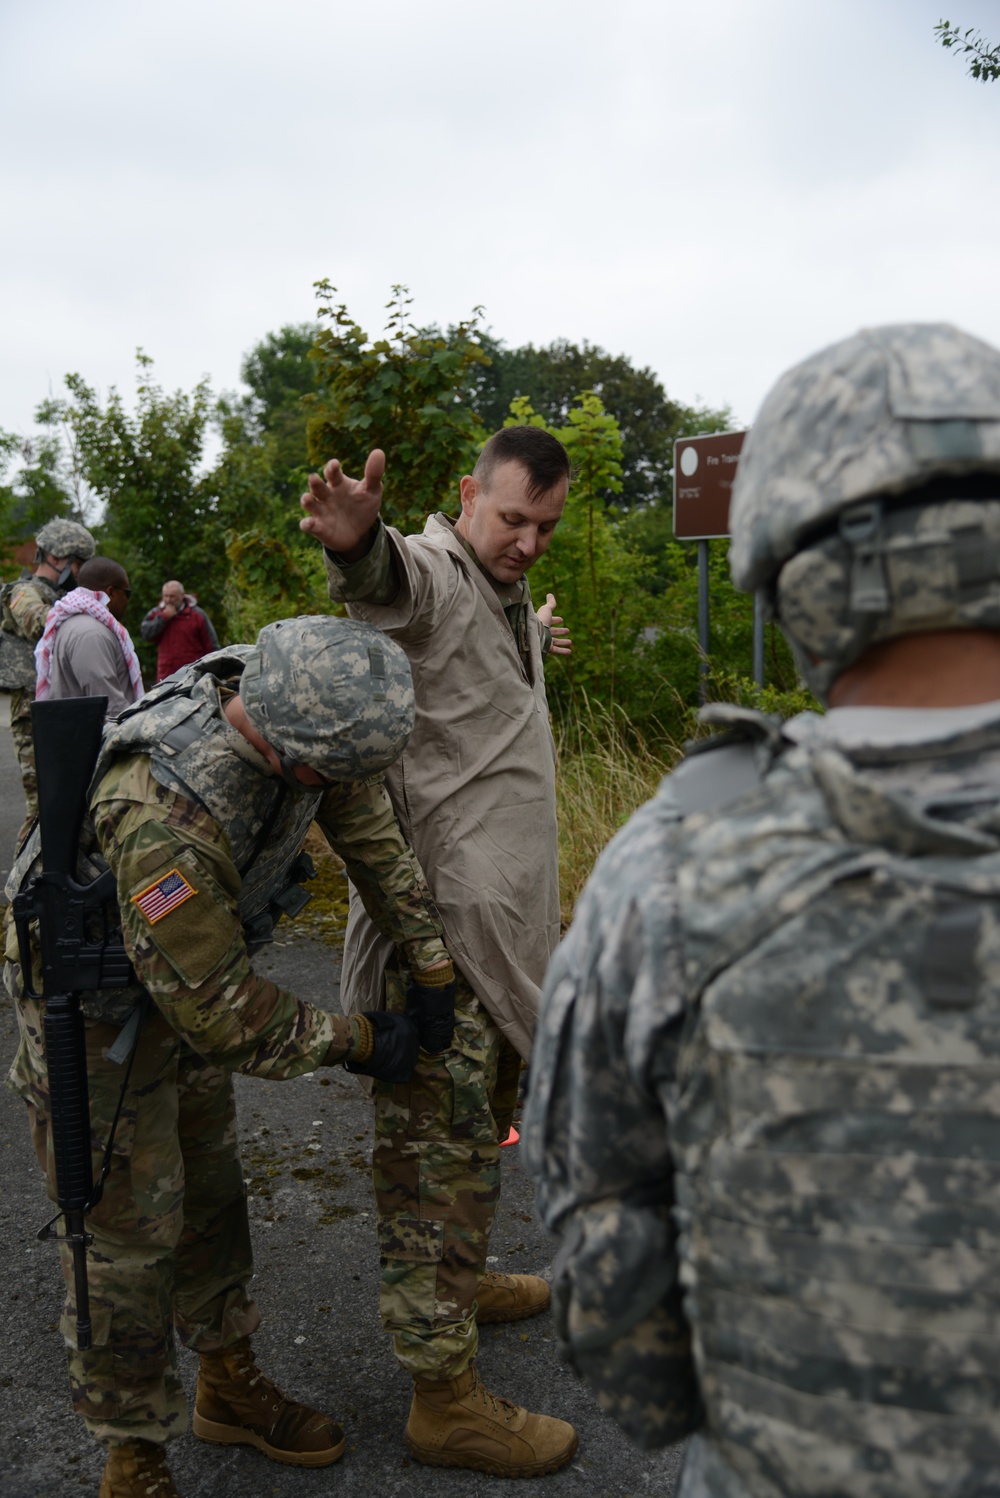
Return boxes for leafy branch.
[935,19,1000,82]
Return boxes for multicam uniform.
[5,648,448,1448]
[2,573,59,837]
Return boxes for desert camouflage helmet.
[239,615,415,782]
[729,323,1000,593]
[34,517,96,561]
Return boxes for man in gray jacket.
[40,557,142,716]
[525,323,1000,1497]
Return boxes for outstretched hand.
[537,593,572,657]
[300,449,386,559]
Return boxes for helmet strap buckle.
[840,501,890,614]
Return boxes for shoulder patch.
[132,868,197,924]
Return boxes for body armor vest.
[670,730,1000,1497]
[97,649,322,946]
[8,651,321,1025]
[0,575,57,690]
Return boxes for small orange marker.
[500,1127,519,1147]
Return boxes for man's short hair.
[473,426,571,502]
[78,557,128,594]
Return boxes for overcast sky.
[2,0,999,448]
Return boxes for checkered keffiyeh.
[34,588,145,704]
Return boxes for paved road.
[0,705,684,1497]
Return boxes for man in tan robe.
[300,426,577,1478]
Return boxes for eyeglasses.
[114,585,132,599]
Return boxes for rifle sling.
[87,994,151,1212]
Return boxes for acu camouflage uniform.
[526,700,1000,1496]
[5,646,448,1448]
[2,573,59,838]
[526,324,1000,1496]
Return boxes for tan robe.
[325,514,559,1060]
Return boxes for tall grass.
[554,701,677,929]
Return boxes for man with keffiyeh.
[36,557,144,716]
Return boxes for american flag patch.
[132,868,197,924]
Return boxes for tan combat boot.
[476,1269,551,1323]
[406,1361,578,1476]
[193,1337,345,1467]
[99,1440,179,1497]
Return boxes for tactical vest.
[10,651,321,1025]
[0,575,57,691]
[96,649,323,947]
[670,722,1000,1498]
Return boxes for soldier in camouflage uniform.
[1,517,96,845]
[524,324,1000,1497]
[5,615,455,1498]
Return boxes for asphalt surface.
[0,701,685,1498]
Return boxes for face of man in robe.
[456,460,567,585]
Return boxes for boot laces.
[107,1443,174,1497]
[229,1348,290,1415]
[470,1366,520,1426]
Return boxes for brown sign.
[673,430,747,540]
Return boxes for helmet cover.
[35,517,96,562]
[239,615,415,780]
[729,323,1000,594]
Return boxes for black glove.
[407,975,457,1054]
[346,1010,420,1084]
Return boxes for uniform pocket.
[376,1213,444,1263]
[125,850,238,989]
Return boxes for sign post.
[672,430,758,699]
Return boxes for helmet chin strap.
[55,563,77,592]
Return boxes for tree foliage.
[469,335,731,511]
[0,405,90,561]
[225,323,321,510]
[50,353,218,666]
[305,283,491,530]
[935,19,1000,81]
[507,392,652,717]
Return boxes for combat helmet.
[728,323,1000,699]
[34,517,96,564]
[239,615,415,783]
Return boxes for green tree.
[305,284,491,529]
[506,392,656,719]
[0,411,82,552]
[56,352,218,666]
[936,19,1000,81]
[224,323,321,510]
[469,335,731,511]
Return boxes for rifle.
[11,697,133,1351]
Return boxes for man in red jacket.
[140,579,219,681]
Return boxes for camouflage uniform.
[375,968,521,1376]
[5,636,448,1448]
[2,519,96,843]
[525,325,1000,1495]
[3,573,58,839]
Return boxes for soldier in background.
[5,615,452,1498]
[0,517,95,843]
[525,323,1000,1497]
